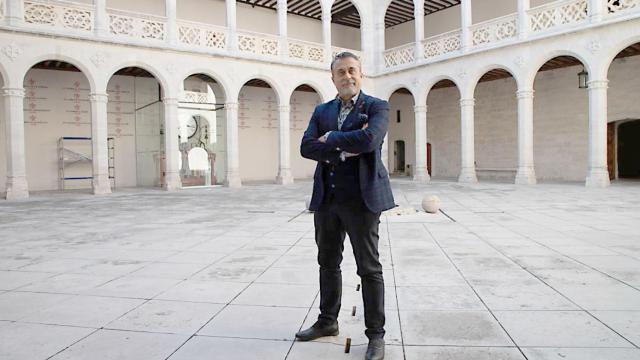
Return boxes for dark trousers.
[314,196,385,340]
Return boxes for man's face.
[331,57,363,100]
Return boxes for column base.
[458,168,477,183]
[92,174,112,195]
[412,168,431,183]
[164,172,182,192]
[276,169,294,185]
[5,177,29,200]
[585,167,610,188]
[515,167,537,185]
[224,172,242,188]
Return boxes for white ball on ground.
[422,195,441,214]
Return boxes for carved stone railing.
[607,0,640,15]
[528,0,588,34]
[422,29,462,59]
[108,8,166,41]
[383,42,415,68]
[177,19,227,50]
[23,0,93,32]
[0,1,5,20]
[237,30,280,57]
[182,91,210,104]
[470,13,517,46]
[288,38,324,63]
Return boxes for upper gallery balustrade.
[0,0,638,73]
[383,0,640,71]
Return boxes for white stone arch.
[469,63,521,95]
[0,61,12,87]
[604,35,640,77]
[424,75,462,98]
[236,74,284,105]
[286,80,330,104]
[19,54,97,93]
[383,83,419,104]
[104,61,172,98]
[525,49,593,89]
[327,0,365,52]
[179,68,230,102]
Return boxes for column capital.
[278,105,290,113]
[587,80,609,90]
[225,102,239,111]
[460,98,475,107]
[2,87,25,97]
[414,5,425,17]
[277,0,287,10]
[414,105,427,113]
[516,89,534,99]
[163,97,179,106]
[89,92,109,103]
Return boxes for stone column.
[277,0,288,60]
[414,1,425,62]
[3,87,29,200]
[460,0,473,52]
[585,80,610,188]
[224,102,241,187]
[226,0,238,52]
[588,0,606,23]
[517,0,530,40]
[165,0,177,45]
[515,89,536,184]
[89,92,111,194]
[413,105,430,182]
[458,98,477,183]
[163,97,181,191]
[374,19,386,73]
[276,104,294,184]
[5,0,24,26]
[94,0,108,37]
[322,6,332,63]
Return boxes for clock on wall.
[186,116,199,138]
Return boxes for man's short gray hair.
[330,51,361,72]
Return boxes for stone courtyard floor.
[1,179,640,360]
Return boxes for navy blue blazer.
[300,91,396,213]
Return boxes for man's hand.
[318,131,331,143]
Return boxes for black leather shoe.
[365,338,385,360]
[295,322,339,341]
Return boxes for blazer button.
[330,172,334,176]
[331,184,335,188]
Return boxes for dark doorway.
[618,120,640,178]
[394,140,405,173]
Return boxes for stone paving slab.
[1,179,640,359]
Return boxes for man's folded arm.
[301,107,342,165]
[324,100,390,154]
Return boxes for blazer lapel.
[325,99,340,132]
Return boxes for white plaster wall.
[107,0,165,16]
[387,91,415,175]
[133,77,163,187]
[106,75,137,188]
[533,65,589,181]
[289,13,323,43]
[472,0,516,23]
[608,55,640,123]
[290,90,321,179]
[237,2,278,35]
[238,86,279,182]
[23,69,93,191]
[332,23,361,50]
[177,0,226,26]
[426,85,461,179]
[474,76,518,180]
